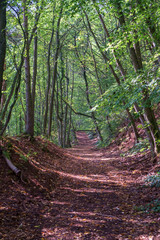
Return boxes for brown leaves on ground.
[0,132,160,240]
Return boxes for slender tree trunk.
[23,1,34,137]
[58,73,64,147]
[133,32,143,67]
[115,1,160,154]
[89,40,103,95]
[63,60,69,147]
[134,103,155,155]
[95,4,160,149]
[74,32,103,142]
[47,59,58,137]
[58,52,65,146]
[83,65,103,142]
[0,64,22,136]
[136,0,160,49]
[0,0,6,132]
[0,0,6,104]
[0,1,41,136]
[47,6,63,137]
[43,5,56,135]
[31,8,38,135]
[84,10,140,143]
[55,80,61,146]
[1,78,6,111]
[93,3,126,79]
[19,113,23,134]
[66,65,75,147]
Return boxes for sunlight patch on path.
[54,170,109,183]
[62,186,114,194]
[74,156,119,162]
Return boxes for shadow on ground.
[0,132,160,239]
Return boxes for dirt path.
[0,132,160,240]
[41,132,159,239]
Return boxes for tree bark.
[93,2,126,79]
[31,8,38,135]
[66,64,75,147]
[89,40,103,95]
[23,0,34,137]
[0,47,24,136]
[83,65,103,142]
[3,152,21,176]
[63,63,69,147]
[47,6,63,137]
[43,4,56,135]
[136,0,160,49]
[0,0,6,104]
[84,9,140,143]
[115,1,160,154]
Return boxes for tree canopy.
[0,0,160,155]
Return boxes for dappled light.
[0,132,160,239]
[1,0,160,238]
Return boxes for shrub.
[144,172,160,187]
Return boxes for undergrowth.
[134,199,160,213]
[126,139,150,156]
[134,172,160,214]
[144,172,160,188]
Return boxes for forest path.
[43,131,158,240]
[1,132,159,240]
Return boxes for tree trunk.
[134,103,155,156]
[115,1,160,154]
[0,0,6,104]
[47,7,63,137]
[62,60,69,147]
[0,54,24,136]
[31,8,38,135]
[93,3,126,79]
[23,1,34,137]
[84,10,140,143]
[136,0,160,49]
[0,0,6,132]
[43,5,56,135]
[67,76,74,147]
[83,65,103,142]
[47,58,58,137]
[89,40,103,95]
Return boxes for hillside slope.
[0,132,160,239]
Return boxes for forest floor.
[0,131,160,240]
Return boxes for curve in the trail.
[1,132,159,240]
[41,131,152,240]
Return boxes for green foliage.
[88,131,97,140]
[144,172,160,188]
[3,150,11,160]
[19,153,29,162]
[93,66,159,117]
[94,84,125,115]
[134,172,160,214]
[127,139,150,155]
[2,0,160,151]
[134,199,160,213]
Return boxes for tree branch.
[55,89,100,120]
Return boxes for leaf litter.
[0,131,160,239]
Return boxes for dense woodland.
[0,0,160,153]
[1,1,160,239]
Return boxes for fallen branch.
[3,153,27,183]
[3,152,21,176]
[0,146,28,183]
